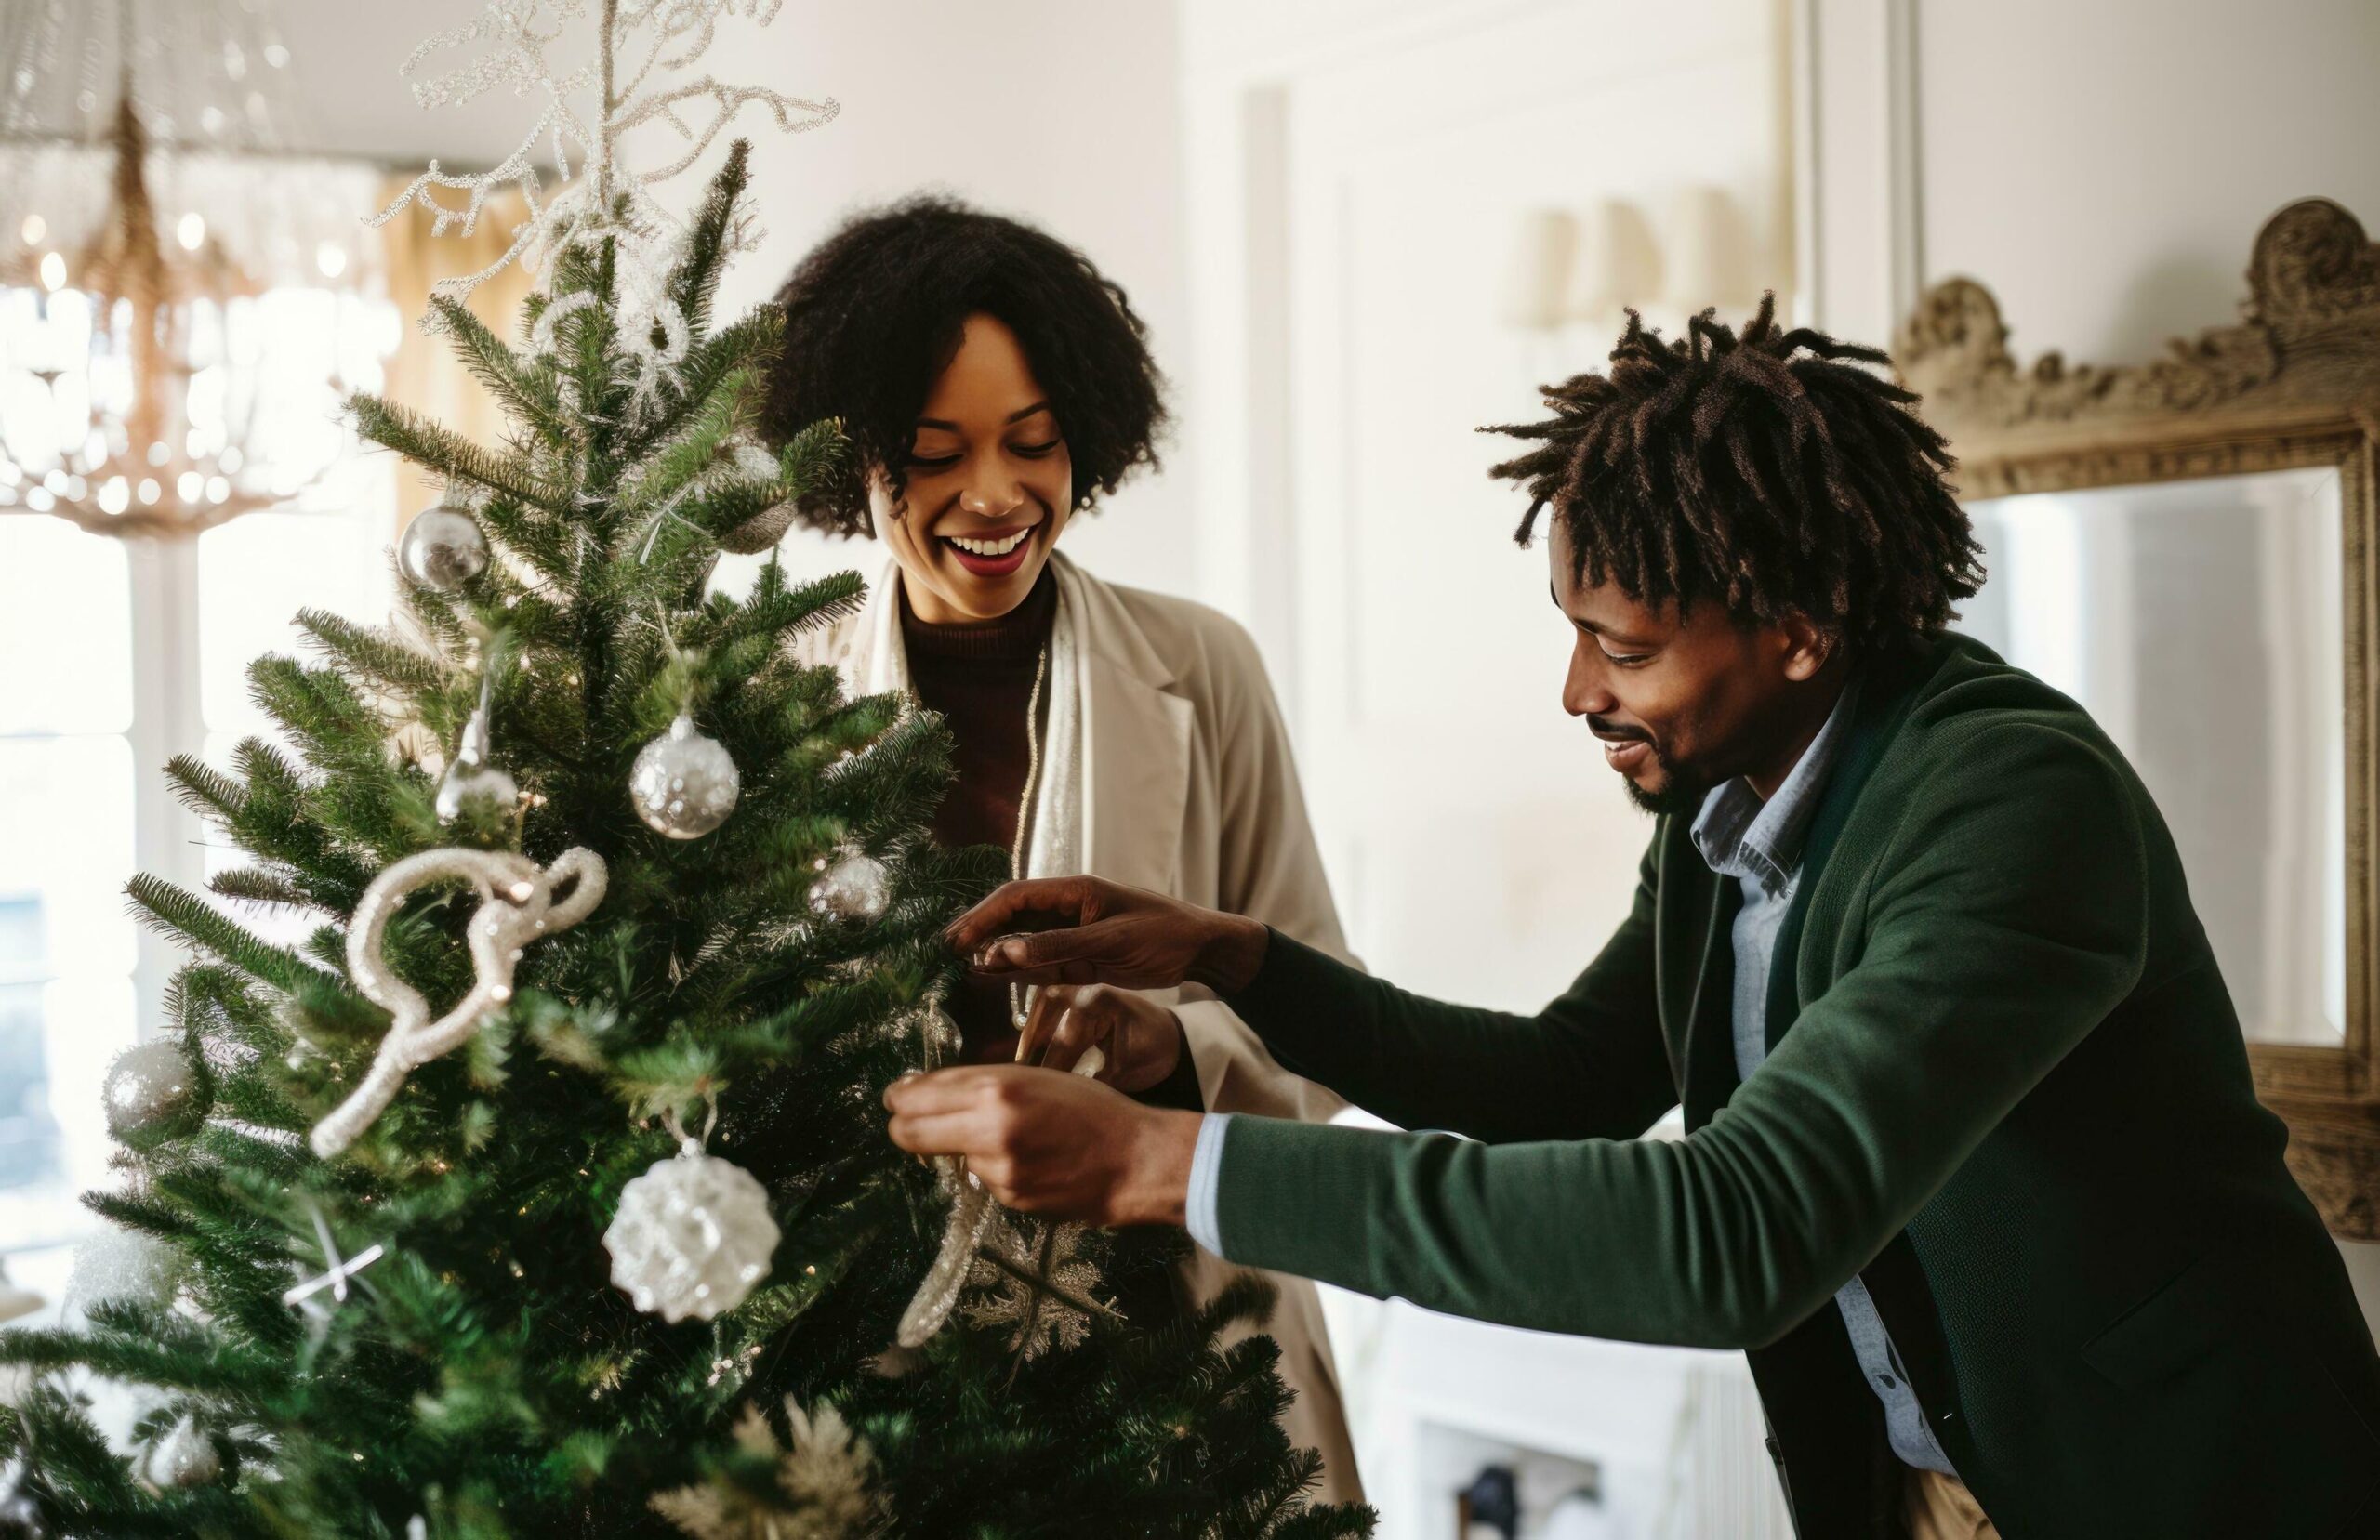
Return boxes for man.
[884,301,2380,1538]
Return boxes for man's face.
[1547,520,1824,815]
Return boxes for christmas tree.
[0,6,1369,1536]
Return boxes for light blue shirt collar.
[1689,679,1859,896]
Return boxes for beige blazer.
[804,552,1362,1507]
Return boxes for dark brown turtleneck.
[901,571,1057,1064]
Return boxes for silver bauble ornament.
[629,714,740,839]
[397,502,490,591]
[435,706,519,824]
[100,1038,211,1150]
[66,1224,182,1314]
[141,1415,220,1489]
[808,850,891,921]
[603,1144,779,1323]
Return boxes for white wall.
[275,0,1195,598]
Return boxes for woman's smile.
[942,522,1041,577]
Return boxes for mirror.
[1897,196,2380,1236]
[1962,467,2347,1046]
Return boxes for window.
[0,290,397,1259]
[0,519,138,1253]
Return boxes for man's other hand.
[945,875,1269,994]
[883,1064,1201,1229]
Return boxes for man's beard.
[1620,752,1717,818]
[1593,717,1716,818]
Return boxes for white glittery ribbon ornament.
[893,998,987,1349]
[311,847,607,1157]
[892,998,1104,1350]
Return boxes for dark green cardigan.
[1213,633,2380,1538]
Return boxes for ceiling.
[270,3,568,168]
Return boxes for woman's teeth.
[948,529,1031,557]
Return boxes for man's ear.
[1777,611,1836,683]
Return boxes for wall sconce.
[1564,198,1663,327]
[1661,184,1759,313]
[1500,187,1766,334]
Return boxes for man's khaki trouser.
[1905,1468,2000,1540]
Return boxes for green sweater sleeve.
[1225,840,1677,1143]
[1213,725,2150,1349]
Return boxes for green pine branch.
[635,309,779,453]
[426,295,576,449]
[666,138,750,346]
[298,610,453,697]
[126,875,326,994]
[349,392,569,513]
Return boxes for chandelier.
[0,0,384,539]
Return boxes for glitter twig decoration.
[369,0,837,409]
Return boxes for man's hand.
[945,875,1270,993]
[1015,984,1183,1093]
[883,1065,1201,1228]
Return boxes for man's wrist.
[1120,1107,1202,1228]
[1187,915,1269,995]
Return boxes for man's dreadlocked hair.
[1487,295,1984,652]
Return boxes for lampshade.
[1562,198,1663,323]
[1662,184,1759,311]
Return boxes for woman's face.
[874,312,1075,625]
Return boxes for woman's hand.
[945,875,1270,993]
[883,1065,1201,1227]
[1015,984,1184,1093]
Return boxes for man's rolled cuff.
[1184,1112,1235,1256]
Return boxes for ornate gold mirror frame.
[1897,198,2380,1236]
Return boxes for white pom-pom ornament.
[603,1143,780,1323]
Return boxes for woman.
[761,199,1362,1506]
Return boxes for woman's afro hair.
[760,196,1168,536]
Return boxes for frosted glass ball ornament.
[66,1225,183,1314]
[141,1415,221,1489]
[101,1038,212,1151]
[603,1145,781,1323]
[808,849,891,922]
[629,714,741,839]
[397,501,490,592]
